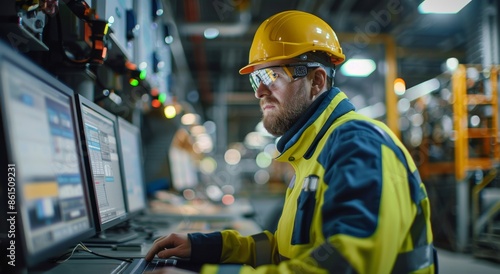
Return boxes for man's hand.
[145,233,192,261]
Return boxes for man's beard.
[261,89,311,137]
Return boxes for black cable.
[53,243,133,263]
[81,249,133,262]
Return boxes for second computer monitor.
[117,117,148,217]
[76,95,127,232]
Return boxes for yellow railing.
[454,65,499,180]
[417,65,500,180]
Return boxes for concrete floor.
[437,248,499,274]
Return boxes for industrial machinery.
[398,64,500,260]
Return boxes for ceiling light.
[394,78,406,96]
[181,113,199,125]
[446,57,459,71]
[418,0,471,14]
[340,59,376,77]
[204,28,219,39]
[164,35,173,44]
[163,24,173,44]
[164,105,176,118]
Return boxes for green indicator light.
[130,79,139,86]
[158,93,167,103]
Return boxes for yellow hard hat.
[239,10,345,75]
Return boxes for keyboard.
[122,258,178,274]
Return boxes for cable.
[54,242,133,264]
[55,11,90,65]
[54,243,86,263]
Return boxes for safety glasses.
[249,62,322,92]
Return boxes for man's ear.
[311,68,327,95]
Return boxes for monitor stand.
[83,226,139,244]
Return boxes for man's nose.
[255,82,271,99]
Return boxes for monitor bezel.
[116,116,148,218]
[75,94,128,232]
[0,42,96,270]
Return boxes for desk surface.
[28,218,262,274]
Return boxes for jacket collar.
[276,87,355,161]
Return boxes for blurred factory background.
[1,0,500,271]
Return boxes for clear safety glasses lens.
[249,68,278,92]
[249,63,322,92]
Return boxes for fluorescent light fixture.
[358,102,386,119]
[340,59,376,77]
[418,0,471,14]
[404,78,441,101]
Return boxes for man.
[145,10,437,273]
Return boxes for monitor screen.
[76,95,127,231]
[0,43,95,270]
[117,117,147,216]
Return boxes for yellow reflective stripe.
[251,233,272,266]
[391,244,435,273]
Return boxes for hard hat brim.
[239,56,288,75]
[239,52,345,75]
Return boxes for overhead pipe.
[178,9,252,37]
[184,0,212,104]
[160,0,194,103]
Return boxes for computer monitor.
[117,117,147,217]
[0,42,95,271]
[75,95,129,239]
